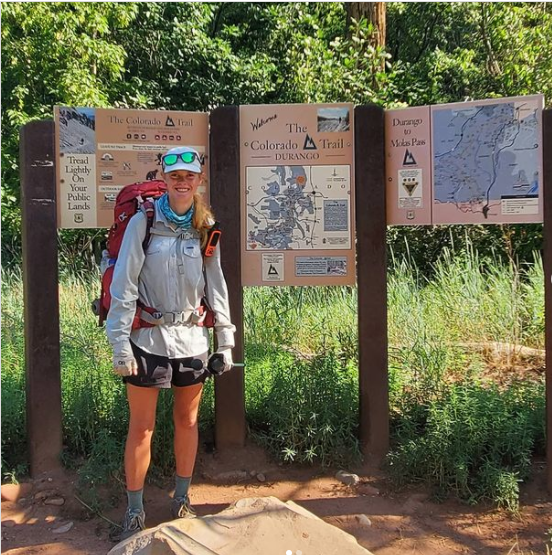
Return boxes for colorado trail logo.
[303,134,317,150]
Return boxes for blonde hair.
[192,193,215,248]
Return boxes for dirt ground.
[2,443,551,555]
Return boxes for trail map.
[246,165,351,250]
[432,98,541,220]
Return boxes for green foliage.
[387,224,544,280]
[388,241,545,356]
[113,3,278,109]
[1,245,546,508]
[1,2,138,264]
[243,284,360,466]
[386,2,552,104]
[244,285,357,354]
[1,272,27,479]
[246,344,360,467]
[386,245,545,511]
[388,379,545,512]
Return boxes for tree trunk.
[346,2,386,50]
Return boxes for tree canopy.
[2,2,551,270]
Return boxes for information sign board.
[385,106,432,225]
[240,104,355,286]
[54,107,209,228]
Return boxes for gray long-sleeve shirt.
[106,203,235,359]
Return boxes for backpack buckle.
[166,311,187,325]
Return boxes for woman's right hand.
[113,356,138,376]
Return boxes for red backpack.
[95,180,167,328]
[93,179,220,329]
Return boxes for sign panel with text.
[385,106,432,225]
[240,104,355,286]
[54,107,209,228]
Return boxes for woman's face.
[164,169,202,212]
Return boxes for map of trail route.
[246,165,351,250]
[432,98,541,221]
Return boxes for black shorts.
[123,342,209,389]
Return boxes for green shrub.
[388,379,545,511]
[246,345,360,466]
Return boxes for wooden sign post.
[20,120,62,475]
[209,106,246,448]
[354,105,389,460]
[543,109,552,494]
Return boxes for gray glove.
[113,355,138,377]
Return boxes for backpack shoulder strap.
[141,200,156,251]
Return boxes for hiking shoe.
[171,495,197,519]
[111,507,146,542]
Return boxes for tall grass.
[1,272,27,480]
[1,245,546,509]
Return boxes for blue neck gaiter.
[158,193,194,229]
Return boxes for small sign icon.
[74,213,84,224]
[123,162,131,171]
[403,149,417,166]
[155,135,160,140]
[141,134,146,139]
[402,177,419,196]
[101,153,114,161]
[166,116,175,127]
[126,134,132,139]
[303,134,317,150]
[407,210,415,220]
[262,253,284,281]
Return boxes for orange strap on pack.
[204,222,221,257]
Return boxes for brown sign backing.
[240,104,355,286]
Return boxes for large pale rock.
[1,483,32,502]
[109,496,374,555]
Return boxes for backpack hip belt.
[137,306,206,326]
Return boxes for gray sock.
[127,488,144,512]
[174,475,191,499]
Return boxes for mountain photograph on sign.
[58,107,96,154]
[317,107,350,132]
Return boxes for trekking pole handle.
[207,353,245,376]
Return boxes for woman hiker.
[106,146,236,540]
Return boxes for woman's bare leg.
[125,384,160,490]
[172,383,203,478]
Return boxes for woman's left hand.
[113,356,138,376]
[208,347,233,374]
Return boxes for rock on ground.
[108,496,374,555]
[335,470,360,486]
